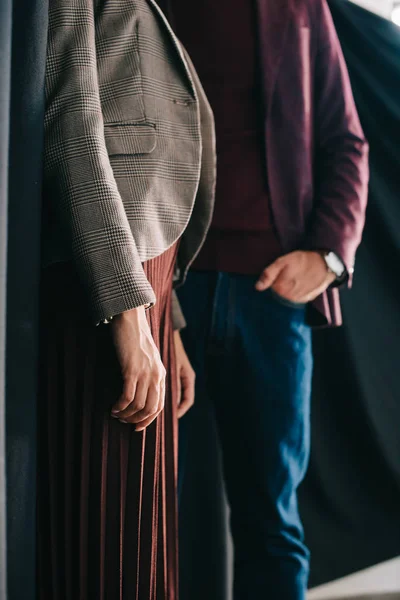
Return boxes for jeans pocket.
[268,288,306,310]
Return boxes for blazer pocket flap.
[104,123,157,156]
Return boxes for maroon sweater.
[169,0,282,274]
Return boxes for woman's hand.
[110,306,166,432]
[174,331,196,419]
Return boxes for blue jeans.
[178,271,313,600]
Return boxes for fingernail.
[119,420,129,424]
[111,409,120,414]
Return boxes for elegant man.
[162,0,369,598]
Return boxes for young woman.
[37,1,215,598]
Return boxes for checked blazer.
[43,0,216,324]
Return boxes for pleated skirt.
[37,244,179,600]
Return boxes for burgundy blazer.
[256,0,369,326]
[160,0,369,326]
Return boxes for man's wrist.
[318,250,347,282]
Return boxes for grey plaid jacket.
[43,0,216,326]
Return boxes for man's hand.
[110,306,166,432]
[174,331,196,419]
[255,251,336,303]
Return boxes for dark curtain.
[5,0,48,598]
[2,0,400,597]
[179,1,400,596]
[300,0,400,587]
[0,0,12,596]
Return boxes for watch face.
[326,252,345,278]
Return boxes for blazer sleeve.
[44,0,156,323]
[306,0,369,284]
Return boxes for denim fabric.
[178,271,313,600]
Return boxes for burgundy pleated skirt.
[37,244,179,600]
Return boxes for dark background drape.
[179,1,400,596]
[300,0,400,586]
[3,0,48,598]
[0,0,12,596]
[2,0,400,598]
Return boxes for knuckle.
[152,361,165,376]
[123,369,134,380]
[142,364,152,378]
[147,401,159,416]
[123,373,137,388]
[140,409,152,419]
[129,414,143,424]
[151,375,162,388]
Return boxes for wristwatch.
[321,251,347,281]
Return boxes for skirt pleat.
[37,244,179,600]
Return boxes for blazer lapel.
[146,0,197,97]
[256,0,294,117]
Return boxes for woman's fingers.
[114,370,165,429]
[111,377,137,415]
[173,331,196,419]
[176,365,182,411]
[123,383,160,424]
[177,369,195,419]
[114,379,148,421]
[135,379,166,432]
[110,306,167,430]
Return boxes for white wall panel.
[349,0,393,18]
